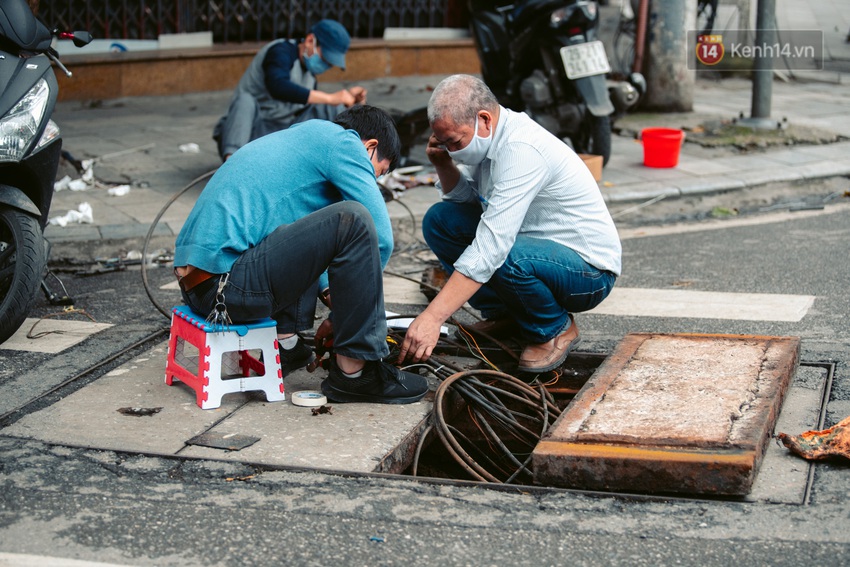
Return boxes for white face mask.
[448,115,492,166]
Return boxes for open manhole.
[403,352,605,484]
[402,334,832,504]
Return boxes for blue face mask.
[304,47,331,76]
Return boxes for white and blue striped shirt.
[441,107,622,283]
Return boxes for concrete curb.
[603,158,850,204]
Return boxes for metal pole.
[632,0,649,74]
[739,0,777,128]
[642,0,695,112]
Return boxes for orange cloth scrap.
[779,415,850,461]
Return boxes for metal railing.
[38,0,455,43]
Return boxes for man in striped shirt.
[398,74,621,375]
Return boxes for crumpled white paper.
[53,175,71,191]
[49,202,93,227]
[54,158,96,192]
[107,184,131,196]
[54,175,89,192]
[178,143,200,154]
[81,159,95,184]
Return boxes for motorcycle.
[0,0,91,343]
[468,0,646,165]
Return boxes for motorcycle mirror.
[71,31,93,47]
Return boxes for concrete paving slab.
[43,223,101,242]
[710,154,789,171]
[533,333,801,495]
[587,287,816,322]
[597,168,649,187]
[618,163,700,183]
[675,175,747,196]
[384,276,430,306]
[2,343,245,453]
[731,167,806,186]
[603,183,682,203]
[2,341,434,474]
[100,222,173,240]
[1,318,113,353]
[674,156,740,176]
[792,140,850,160]
[759,148,836,165]
[178,365,433,474]
[796,159,850,180]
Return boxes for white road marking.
[0,552,130,566]
[588,287,815,322]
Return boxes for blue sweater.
[174,119,393,291]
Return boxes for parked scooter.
[0,0,91,343]
[468,0,645,165]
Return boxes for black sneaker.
[321,359,429,404]
[278,338,316,374]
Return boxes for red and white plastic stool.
[165,305,285,409]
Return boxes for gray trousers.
[213,92,345,159]
[181,202,390,361]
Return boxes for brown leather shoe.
[459,318,520,340]
[517,317,581,373]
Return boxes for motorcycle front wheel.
[574,114,612,167]
[0,208,46,344]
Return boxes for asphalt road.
[1,188,849,565]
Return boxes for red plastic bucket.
[642,128,685,168]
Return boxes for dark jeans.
[182,201,389,361]
[423,201,616,343]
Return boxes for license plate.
[560,41,611,79]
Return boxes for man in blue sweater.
[213,19,368,161]
[175,106,428,405]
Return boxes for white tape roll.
[291,390,328,407]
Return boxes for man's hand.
[332,89,357,107]
[398,311,443,364]
[348,86,367,104]
[319,288,332,309]
[426,134,454,168]
[399,271,484,364]
[426,133,463,194]
[307,318,334,372]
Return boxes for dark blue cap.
[311,19,350,70]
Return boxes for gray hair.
[427,74,499,127]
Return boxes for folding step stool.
[165,305,285,409]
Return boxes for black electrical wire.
[429,368,563,483]
[141,168,217,319]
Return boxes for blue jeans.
[182,201,389,361]
[423,201,616,343]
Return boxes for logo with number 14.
[696,34,724,65]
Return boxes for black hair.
[333,105,402,171]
